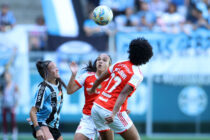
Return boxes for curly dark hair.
[128,37,153,65]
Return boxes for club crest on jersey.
[58,91,62,96]
[51,91,57,98]
[98,84,102,89]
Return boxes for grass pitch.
[1,134,209,140]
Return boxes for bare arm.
[5,48,17,71]
[67,62,81,94]
[30,107,45,140]
[105,84,134,124]
[89,70,110,94]
[14,84,19,107]
[83,26,101,36]
[67,74,80,94]
[112,84,133,115]
[30,107,39,127]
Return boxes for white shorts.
[91,104,133,134]
[75,114,99,139]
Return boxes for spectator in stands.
[0,4,16,32]
[157,2,185,33]
[194,9,210,29]
[29,16,47,51]
[132,1,156,31]
[195,0,209,20]
[182,5,198,34]
[100,0,135,17]
[186,4,199,24]
[87,0,100,11]
[115,8,137,31]
[35,16,45,26]
[1,71,19,140]
[149,0,168,17]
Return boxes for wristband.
[34,126,41,132]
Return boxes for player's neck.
[46,78,57,85]
[96,70,102,77]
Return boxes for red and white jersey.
[75,72,108,115]
[94,60,143,112]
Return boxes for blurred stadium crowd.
[0,0,209,51]
[85,0,210,34]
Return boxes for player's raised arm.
[88,69,110,94]
[67,62,80,94]
[105,84,134,124]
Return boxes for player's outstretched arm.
[88,70,110,94]
[105,84,134,124]
[67,62,80,94]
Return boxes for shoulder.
[112,60,129,67]
[37,82,51,95]
[84,72,96,80]
[131,65,143,80]
[76,72,95,82]
[81,72,95,78]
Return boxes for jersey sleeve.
[127,74,143,90]
[75,72,89,88]
[33,85,49,111]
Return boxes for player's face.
[47,62,60,79]
[96,54,110,72]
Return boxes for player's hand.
[126,109,131,114]
[87,87,96,95]
[105,114,115,124]
[70,62,78,76]
[36,129,45,140]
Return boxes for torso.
[2,82,17,108]
[34,81,63,128]
[75,72,108,115]
[94,60,143,112]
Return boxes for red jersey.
[75,72,107,115]
[94,60,143,112]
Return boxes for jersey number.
[105,73,122,93]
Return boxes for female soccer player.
[67,53,114,140]
[89,38,153,140]
[29,60,66,140]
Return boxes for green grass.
[1,135,210,140]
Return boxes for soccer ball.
[92,5,113,26]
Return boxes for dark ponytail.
[56,78,67,90]
[36,60,51,80]
[83,59,97,72]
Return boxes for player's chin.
[55,74,60,79]
[97,67,104,72]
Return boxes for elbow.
[30,107,36,117]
